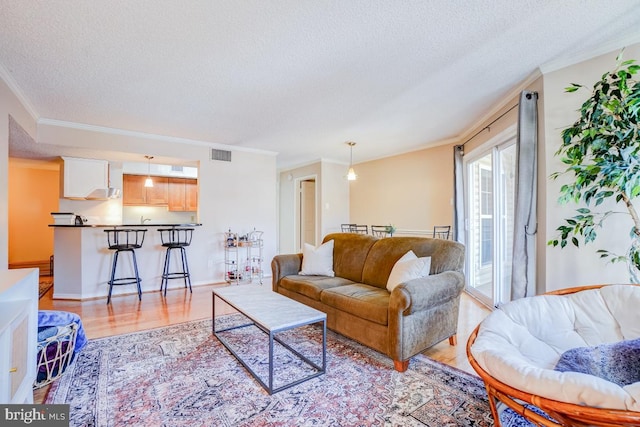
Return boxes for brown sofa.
[271,232,465,371]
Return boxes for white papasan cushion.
[471,285,640,410]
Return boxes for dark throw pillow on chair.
[554,337,640,387]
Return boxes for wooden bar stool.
[158,227,193,296]
[104,228,147,304]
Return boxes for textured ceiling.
[2,0,640,169]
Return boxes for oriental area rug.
[45,316,494,426]
[38,277,53,299]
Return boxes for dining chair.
[341,223,357,232]
[354,225,368,234]
[371,225,390,238]
[432,225,451,239]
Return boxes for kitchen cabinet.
[60,156,109,199]
[123,175,168,206]
[146,177,169,205]
[168,178,198,212]
[0,269,38,404]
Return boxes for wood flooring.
[34,282,491,403]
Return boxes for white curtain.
[510,91,538,299]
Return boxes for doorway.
[464,129,516,307]
[8,158,59,276]
[296,177,317,252]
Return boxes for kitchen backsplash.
[122,206,197,224]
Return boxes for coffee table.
[212,286,326,394]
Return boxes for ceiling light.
[144,155,154,188]
[346,141,357,181]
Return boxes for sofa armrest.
[271,253,303,291]
[389,271,465,315]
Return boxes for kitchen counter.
[49,223,202,227]
[51,224,202,300]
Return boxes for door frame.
[463,125,517,307]
[293,174,318,253]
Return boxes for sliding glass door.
[465,137,516,307]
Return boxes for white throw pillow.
[299,240,335,277]
[386,250,431,291]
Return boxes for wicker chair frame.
[466,284,640,427]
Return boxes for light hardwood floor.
[35,281,491,402]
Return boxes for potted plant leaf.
[548,51,640,281]
[385,224,396,237]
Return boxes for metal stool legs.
[107,248,143,304]
[160,245,192,296]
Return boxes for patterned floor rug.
[45,315,494,426]
[38,278,53,299]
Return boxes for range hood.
[84,187,121,200]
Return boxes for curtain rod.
[461,102,519,147]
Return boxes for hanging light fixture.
[144,155,154,188]
[346,141,357,181]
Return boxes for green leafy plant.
[548,51,640,275]
[385,224,396,236]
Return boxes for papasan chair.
[467,284,640,426]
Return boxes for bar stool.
[158,227,194,296]
[104,228,147,304]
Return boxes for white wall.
[2,85,277,287]
[278,160,349,254]
[321,161,350,238]
[38,122,277,287]
[278,162,320,254]
[543,44,640,290]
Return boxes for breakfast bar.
[50,223,201,300]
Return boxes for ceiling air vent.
[211,148,232,162]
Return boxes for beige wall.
[350,144,455,232]
[8,160,59,263]
[345,43,638,294]
[543,43,640,290]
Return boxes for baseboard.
[9,259,52,276]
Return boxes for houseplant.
[385,224,396,236]
[548,51,640,281]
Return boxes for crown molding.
[456,68,542,145]
[539,32,640,74]
[37,118,278,156]
[0,63,39,122]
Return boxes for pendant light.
[144,156,154,188]
[346,141,357,181]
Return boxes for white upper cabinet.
[60,156,109,199]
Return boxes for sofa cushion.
[386,250,431,291]
[280,275,355,301]
[322,233,377,283]
[362,237,464,289]
[299,240,335,276]
[320,283,389,325]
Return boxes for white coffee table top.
[214,285,326,332]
